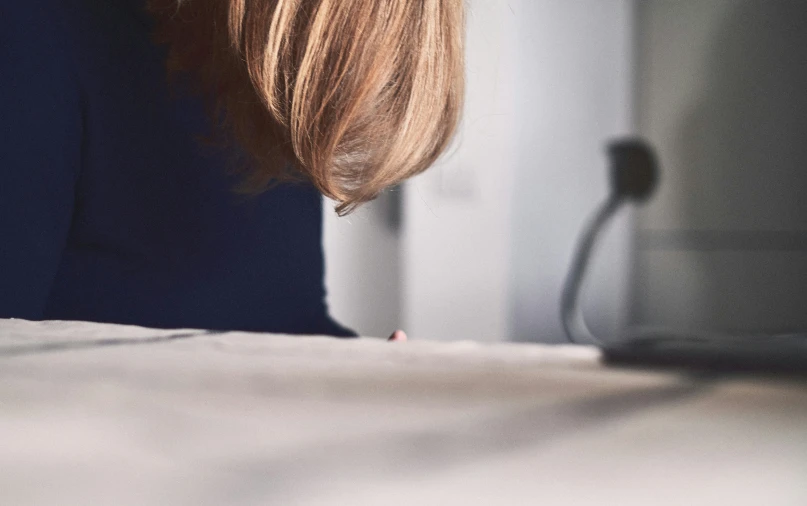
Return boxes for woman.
[0,0,464,338]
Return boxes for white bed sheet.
[1,318,805,505]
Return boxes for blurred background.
[323,0,807,342]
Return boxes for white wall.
[323,192,401,338]
[508,0,636,343]
[404,0,636,343]
[326,0,637,343]
[326,0,807,341]
[401,0,519,342]
[633,0,807,333]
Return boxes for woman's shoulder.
[1,0,139,61]
[1,1,77,39]
[0,0,83,188]
[0,1,81,77]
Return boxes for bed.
[2,318,805,505]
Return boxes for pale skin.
[388,330,407,342]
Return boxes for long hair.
[148,0,465,214]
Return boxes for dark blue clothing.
[0,0,352,336]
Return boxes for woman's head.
[149,0,465,214]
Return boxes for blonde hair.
[148,0,465,214]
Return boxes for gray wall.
[509,0,635,343]
[634,0,807,333]
[323,192,402,338]
[402,0,519,342]
[326,0,637,342]
[403,0,635,342]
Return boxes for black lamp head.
[607,138,659,202]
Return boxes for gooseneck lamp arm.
[560,139,659,345]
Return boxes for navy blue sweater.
[0,0,353,336]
